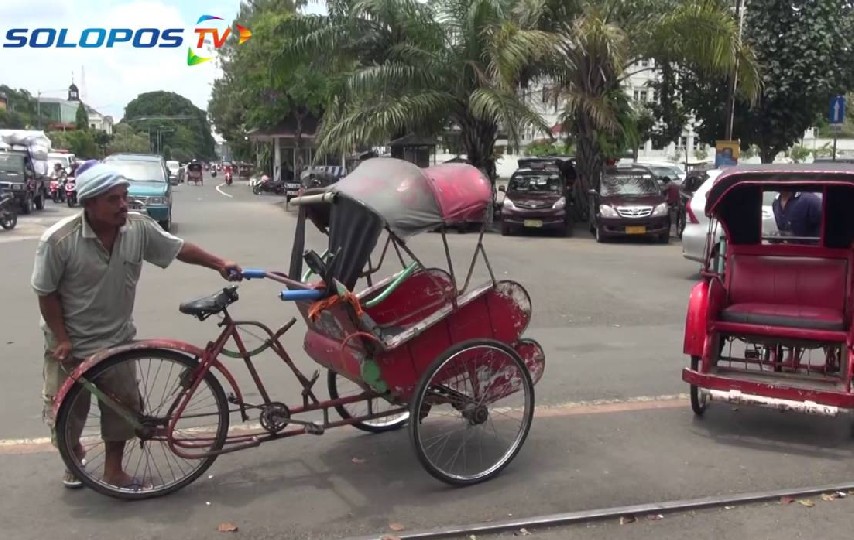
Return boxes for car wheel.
[34,193,44,210]
[500,223,512,236]
[595,226,605,243]
[658,231,670,244]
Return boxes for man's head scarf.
[75,162,130,201]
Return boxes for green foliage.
[124,91,215,159]
[0,85,46,128]
[284,0,555,168]
[694,144,708,161]
[75,103,89,131]
[107,123,150,154]
[48,130,98,158]
[208,0,335,162]
[679,0,854,163]
[789,144,811,163]
[525,138,574,156]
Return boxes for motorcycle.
[252,174,285,195]
[50,176,66,203]
[211,169,217,178]
[65,178,78,207]
[0,190,18,230]
[225,170,233,185]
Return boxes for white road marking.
[0,393,689,455]
[215,183,233,198]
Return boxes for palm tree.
[283,0,557,174]
[526,0,759,198]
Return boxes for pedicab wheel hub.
[463,403,489,425]
[260,402,291,433]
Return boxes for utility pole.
[724,0,746,140]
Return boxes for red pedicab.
[187,162,203,185]
[682,164,854,418]
[50,157,545,499]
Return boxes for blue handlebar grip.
[280,289,324,301]
[241,268,267,279]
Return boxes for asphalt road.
[1,174,853,540]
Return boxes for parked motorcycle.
[0,190,18,230]
[252,175,285,195]
[65,178,78,207]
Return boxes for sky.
[0,0,327,136]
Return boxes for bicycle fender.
[52,339,243,418]
[682,281,709,357]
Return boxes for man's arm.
[140,216,239,278]
[176,242,231,273]
[31,239,71,345]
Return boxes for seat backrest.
[727,254,848,312]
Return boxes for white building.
[86,107,114,134]
[518,60,705,162]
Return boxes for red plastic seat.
[719,254,849,332]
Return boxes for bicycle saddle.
[179,286,239,318]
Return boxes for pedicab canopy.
[330,157,493,237]
[288,157,493,290]
[704,164,854,248]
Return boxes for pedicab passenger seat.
[718,254,848,332]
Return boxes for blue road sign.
[830,95,846,124]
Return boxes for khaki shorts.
[42,333,141,446]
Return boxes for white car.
[681,170,778,263]
[635,160,686,184]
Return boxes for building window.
[633,90,640,101]
[640,90,648,102]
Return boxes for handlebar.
[234,268,324,302]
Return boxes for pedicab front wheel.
[409,338,535,486]
[55,349,230,500]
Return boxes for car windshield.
[648,166,682,179]
[109,161,166,183]
[508,172,563,192]
[601,173,660,196]
[0,153,24,172]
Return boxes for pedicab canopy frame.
[703,163,854,252]
[288,157,496,294]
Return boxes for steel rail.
[346,481,854,539]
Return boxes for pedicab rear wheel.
[55,350,230,500]
[689,355,707,416]
[327,370,409,433]
[409,338,534,486]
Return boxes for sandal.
[62,458,86,489]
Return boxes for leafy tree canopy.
[124,90,216,160]
[75,102,89,131]
[677,0,854,162]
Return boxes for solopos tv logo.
[188,14,251,66]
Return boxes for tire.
[21,194,32,215]
[55,349,229,500]
[658,232,670,244]
[327,370,408,433]
[34,193,44,210]
[500,223,512,236]
[0,211,16,230]
[253,185,262,195]
[595,226,605,243]
[409,338,535,486]
[689,355,707,417]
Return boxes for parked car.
[499,162,574,236]
[0,149,47,214]
[165,160,181,185]
[635,160,686,184]
[105,153,173,231]
[588,165,670,243]
[681,170,778,263]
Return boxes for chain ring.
[259,402,291,433]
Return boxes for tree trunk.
[574,111,603,223]
[759,147,776,164]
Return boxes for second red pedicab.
[682,164,854,419]
[50,157,545,500]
